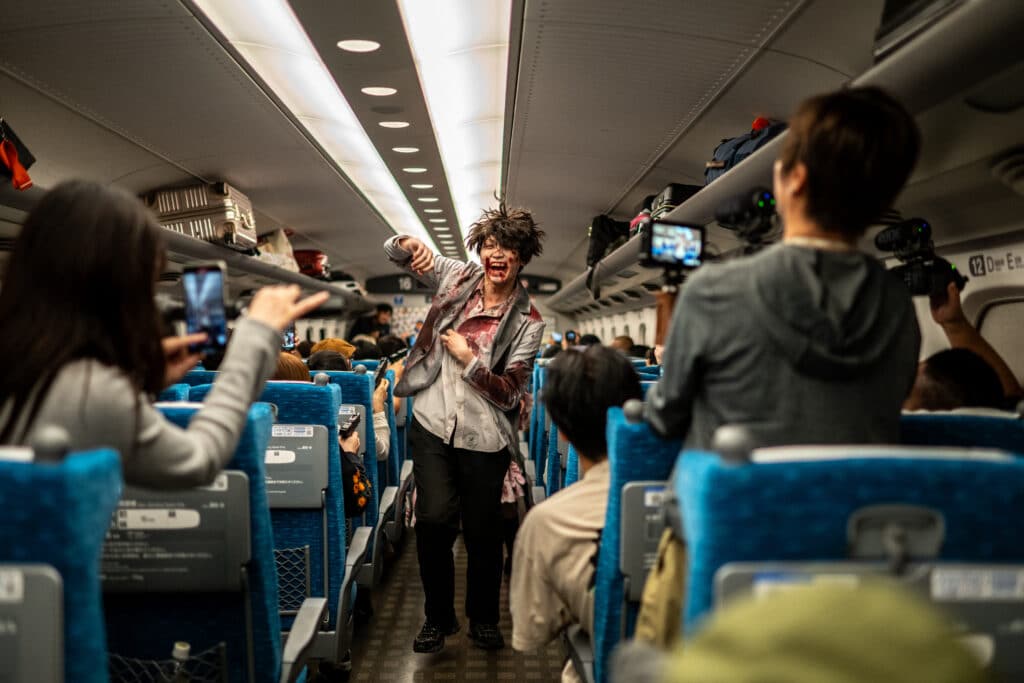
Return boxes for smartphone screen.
[282,323,297,351]
[182,263,228,353]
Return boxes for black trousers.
[410,417,511,626]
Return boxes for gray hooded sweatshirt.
[646,243,921,449]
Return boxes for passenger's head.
[352,339,382,361]
[272,352,311,382]
[307,350,351,372]
[466,201,545,286]
[296,339,314,359]
[663,582,987,683]
[378,334,407,358]
[375,303,393,325]
[0,180,168,435]
[904,348,1004,411]
[775,87,920,239]
[611,335,635,353]
[540,344,562,360]
[542,346,643,462]
[579,334,601,347]
[311,337,355,359]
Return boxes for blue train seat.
[103,403,316,683]
[564,444,580,487]
[0,433,121,683]
[675,444,1024,638]
[589,403,681,683]
[545,425,562,497]
[900,411,1024,453]
[156,383,190,402]
[179,369,219,387]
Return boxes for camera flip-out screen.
[644,221,704,269]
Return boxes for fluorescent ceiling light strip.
[192,0,440,254]
[398,0,511,260]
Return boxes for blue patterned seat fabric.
[179,369,219,387]
[384,369,400,485]
[104,403,280,683]
[530,364,548,484]
[545,424,561,497]
[308,371,381,526]
[900,412,1024,453]
[676,448,1024,634]
[156,383,190,402]
[564,444,580,487]
[0,449,122,683]
[592,408,681,683]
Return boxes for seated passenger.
[579,333,601,347]
[311,337,355,359]
[0,180,327,488]
[611,335,635,354]
[904,349,1004,411]
[915,280,1023,408]
[307,350,351,372]
[378,333,407,359]
[272,351,312,382]
[647,87,922,447]
[352,339,383,361]
[510,345,643,681]
[540,343,562,360]
[296,339,314,359]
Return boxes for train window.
[624,324,630,337]
[639,323,647,345]
[977,299,1024,384]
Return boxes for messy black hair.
[465,200,545,267]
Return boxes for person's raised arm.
[383,235,470,290]
[931,281,1023,400]
[644,284,707,439]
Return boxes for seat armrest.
[564,625,596,683]
[400,459,414,482]
[333,525,372,660]
[279,597,328,683]
[524,459,536,483]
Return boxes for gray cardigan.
[0,317,280,489]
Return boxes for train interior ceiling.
[0,0,1022,357]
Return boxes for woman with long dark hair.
[0,180,327,488]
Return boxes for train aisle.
[346,531,565,682]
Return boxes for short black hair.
[541,344,562,359]
[308,350,351,372]
[296,339,314,359]
[465,200,544,266]
[779,86,920,237]
[541,345,643,461]
[376,303,393,315]
[378,334,407,358]
[579,334,601,346]
[352,339,383,361]
[916,349,1004,410]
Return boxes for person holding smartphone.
[0,180,328,488]
[383,201,545,653]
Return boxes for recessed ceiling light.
[410,183,433,189]
[393,146,419,153]
[337,39,380,53]
[429,218,446,223]
[418,197,439,202]
[434,227,451,231]
[424,208,443,213]
[402,167,428,173]
[362,86,397,96]
[379,121,410,128]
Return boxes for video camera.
[874,218,967,297]
[714,186,779,252]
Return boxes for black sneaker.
[468,622,505,650]
[413,619,460,653]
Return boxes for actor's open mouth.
[486,260,509,278]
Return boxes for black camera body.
[715,187,778,252]
[874,218,967,297]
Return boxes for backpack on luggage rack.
[704,118,787,185]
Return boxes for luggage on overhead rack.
[294,249,331,280]
[650,183,702,220]
[585,214,630,269]
[0,118,36,190]
[256,228,300,272]
[704,117,787,185]
[144,181,258,252]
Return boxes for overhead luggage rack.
[543,0,1024,315]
